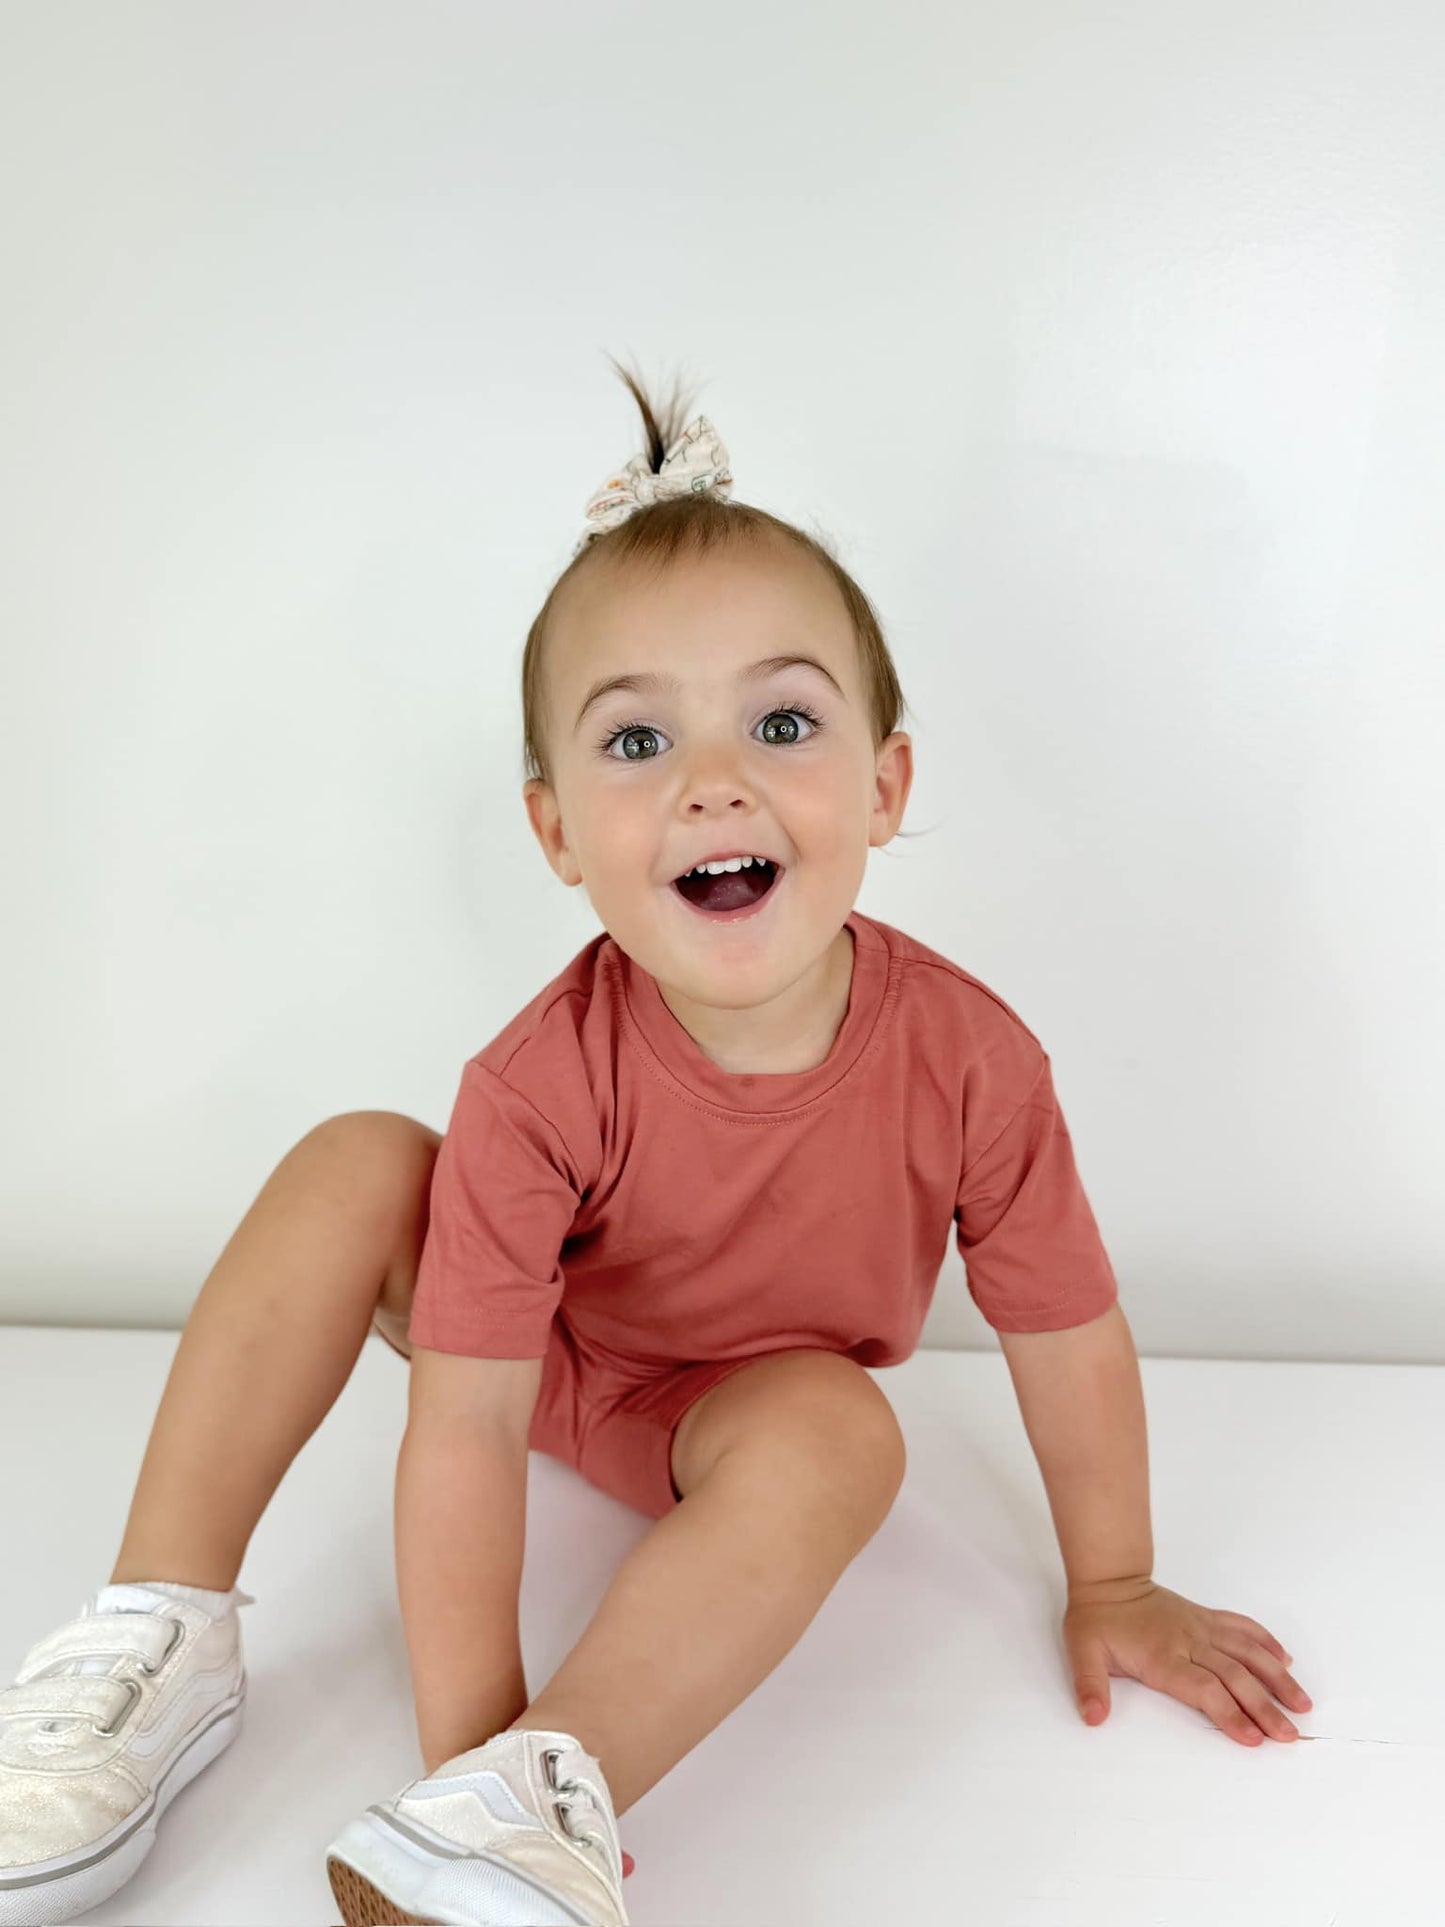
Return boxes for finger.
[1207,1652,1302,1742]
[1209,1611,1293,1665]
[1212,1632,1313,1715]
[1174,1661,1275,1747]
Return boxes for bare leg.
[499,1370,906,1820]
[109,1112,438,1593]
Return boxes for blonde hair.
[521,354,913,795]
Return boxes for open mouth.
[671,858,783,919]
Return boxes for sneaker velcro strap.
[0,1677,136,1724]
[18,1616,183,1681]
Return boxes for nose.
[677,743,757,812]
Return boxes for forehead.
[550,535,852,685]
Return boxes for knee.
[809,1360,908,1518]
[305,1110,441,1165]
[296,1112,442,1234]
[730,1352,908,1528]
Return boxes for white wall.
[2,2,1440,1363]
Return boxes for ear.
[869,732,914,848]
[523,779,584,887]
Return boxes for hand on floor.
[1061,1575,1313,1746]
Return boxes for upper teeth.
[683,855,772,878]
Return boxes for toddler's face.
[523,535,911,1055]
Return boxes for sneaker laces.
[0,1585,255,1740]
[541,1745,619,1880]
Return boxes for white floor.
[1,1323,1440,1927]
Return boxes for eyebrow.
[573,653,845,735]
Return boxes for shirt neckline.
[612,910,894,1117]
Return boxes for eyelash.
[595,702,826,761]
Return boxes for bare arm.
[995,1303,1154,1600]
[394,1347,544,1773]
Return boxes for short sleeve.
[954,1053,1119,1334]
[407,1059,581,1359]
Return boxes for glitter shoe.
[326,1727,630,1926]
[0,1583,254,1925]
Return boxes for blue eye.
[597,703,825,762]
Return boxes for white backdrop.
[2,2,1440,1363]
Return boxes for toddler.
[0,357,1310,1927]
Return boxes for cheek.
[578,788,655,866]
[785,764,867,838]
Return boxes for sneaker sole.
[327,1853,437,1927]
[327,1807,595,1927]
[0,1687,245,1927]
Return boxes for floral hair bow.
[573,415,734,557]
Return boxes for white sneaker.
[0,1583,254,1925]
[325,1726,630,1926]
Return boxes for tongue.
[678,866,772,913]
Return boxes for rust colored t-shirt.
[407,909,1120,1364]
